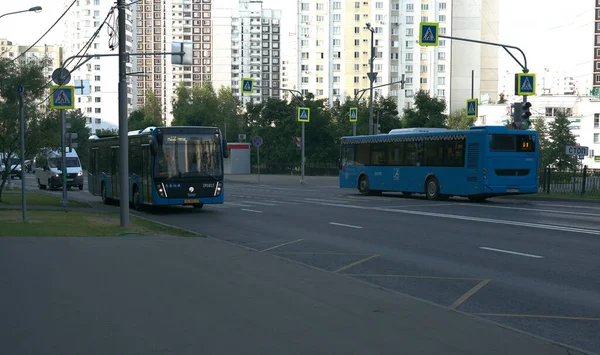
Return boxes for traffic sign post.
[515,73,536,96]
[419,22,439,46]
[241,78,254,94]
[297,108,310,184]
[466,99,478,119]
[49,85,75,207]
[349,107,358,136]
[252,136,263,182]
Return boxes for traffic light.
[510,103,522,129]
[521,102,532,129]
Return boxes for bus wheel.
[132,186,142,211]
[358,176,370,196]
[425,177,440,201]
[101,183,109,205]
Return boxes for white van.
[34,148,84,190]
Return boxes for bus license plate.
[506,188,519,193]
[184,199,199,204]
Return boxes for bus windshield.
[156,133,222,178]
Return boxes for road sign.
[466,99,478,119]
[349,107,358,122]
[50,85,75,110]
[241,78,254,94]
[17,86,23,93]
[515,73,536,96]
[565,145,588,156]
[52,67,72,85]
[252,135,263,148]
[298,107,310,122]
[419,22,439,46]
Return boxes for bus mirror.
[149,136,159,156]
[223,139,229,158]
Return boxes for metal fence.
[539,166,600,197]
[251,162,339,176]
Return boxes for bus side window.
[355,144,370,166]
[342,145,356,167]
[370,144,386,166]
[387,143,404,166]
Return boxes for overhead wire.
[37,6,118,107]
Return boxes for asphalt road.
[15,173,600,354]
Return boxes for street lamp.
[0,6,43,19]
[365,23,376,135]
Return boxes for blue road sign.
[241,78,254,94]
[50,85,75,110]
[516,73,536,96]
[466,99,478,119]
[252,135,263,147]
[298,107,310,122]
[17,86,23,93]
[419,22,439,46]
[349,107,358,123]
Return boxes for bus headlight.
[214,181,222,197]
[156,183,167,198]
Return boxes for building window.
[95,97,101,103]
[95,108,101,113]
[595,133,599,144]
[595,113,599,128]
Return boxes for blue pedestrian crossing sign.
[419,22,439,46]
[466,99,478,119]
[241,78,254,94]
[297,107,310,123]
[516,73,536,96]
[50,85,75,110]
[349,107,358,123]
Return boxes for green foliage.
[95,128,118,136]
[401,90,447,128]
[532,118,552,170]
[547,111,577,170]
[170,81,219,126]
[446,108,474,130]
[0,57,54,201]
[127,90,163,131]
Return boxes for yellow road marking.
[449,279,491,309]
[472,313,600,321]
[346,274,485,281]
[261,239,304,252]
[334,254,380,273]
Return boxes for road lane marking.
[240,208,263,213]
[471,313,600,321]
[303,201,600,236]
[347,274,485,280]
[304,197,349,204]
[262,199,301,205]
[242,201,277,206]
[479,247,543,259]
[449,279,491,310]
[225,202,254,207]
[329,222,363,229]
[458,203,600,217]
[261,238,304,252]
[334,254,380,273]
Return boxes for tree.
[446,108,474,130]
[171,82,219,126]
[171,83,195,126]
[142,89,163,126]
[95,128,118,136]
[0,57,54,201]
[547,111,577,170]
[42,109,92,169]
[401,90,447,128]
[128,109,146,131]
[374,96,402,134]
[532,117,552,169]
[215,86,243,142]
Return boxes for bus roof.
[341,125,536,144]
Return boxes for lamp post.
[0,6,43,19]
[365,23,376,135]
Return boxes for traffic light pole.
[354,76,405,135]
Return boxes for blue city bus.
[339,126,539,201]
[88,126,229,209]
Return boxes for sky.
[0,0,594,89]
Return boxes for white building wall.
[62,0,133,131]
[212,4,233,92]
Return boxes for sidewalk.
[0,235,590,355]
[225,173,338,187]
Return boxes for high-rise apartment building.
[213,0,282,104]
[134,0,213,125]
[295,0,499,113]
[62,0,133,132]
[0,38,63,90]
[593,0,600,92]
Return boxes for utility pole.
[366,23,376,135]
[18,87,26,220]
[117,0,129,227]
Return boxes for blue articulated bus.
[339,126,539,201]
[88,126,229,209]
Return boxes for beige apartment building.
[0,38,63,86]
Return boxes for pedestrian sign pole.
[50,84,75,207]
[297,107,310,184]
[349,107,358,136]
[252,135,263,182]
